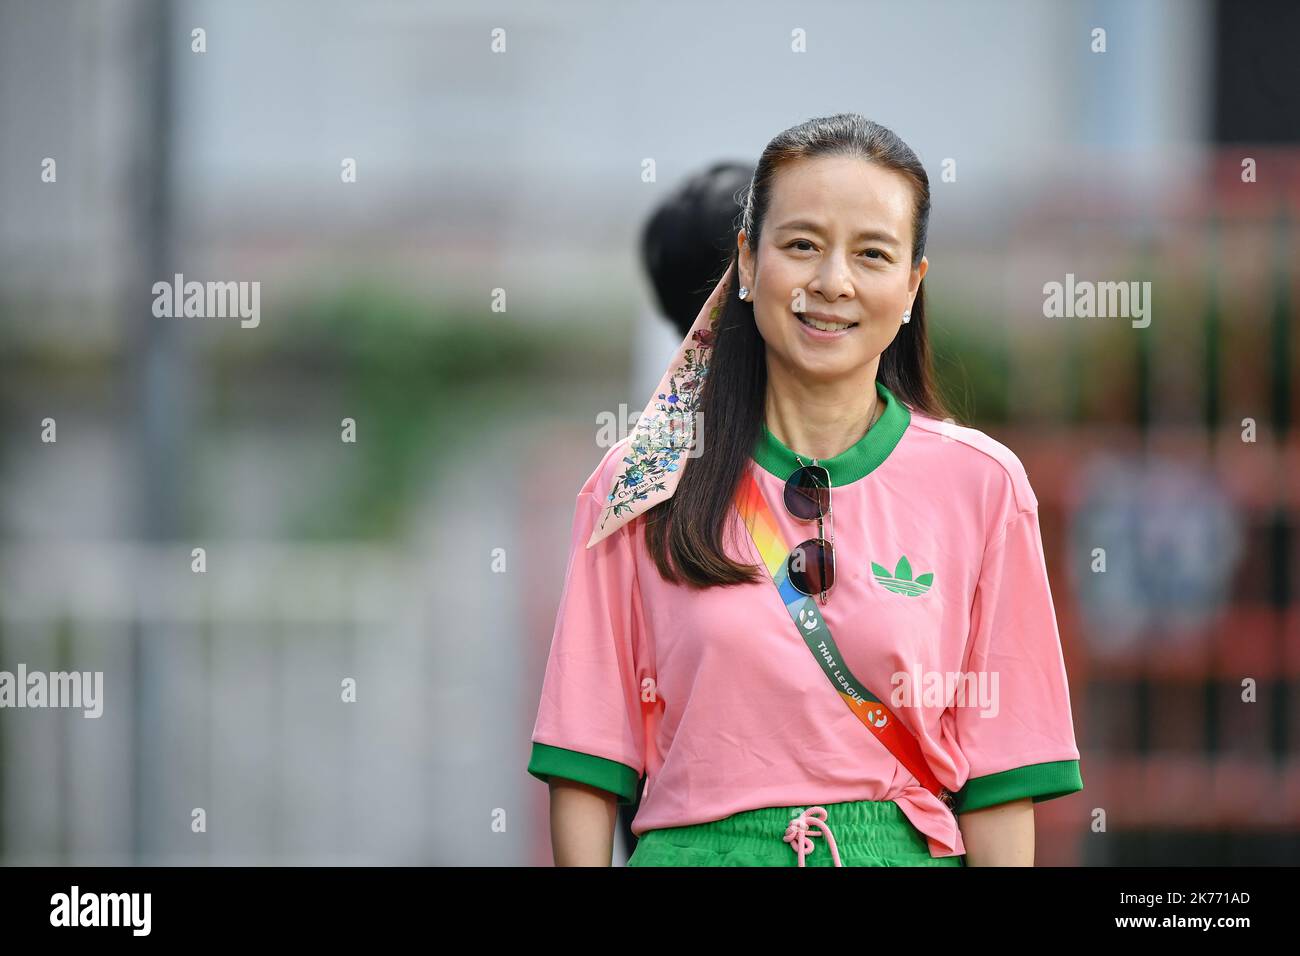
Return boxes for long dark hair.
[644,113,957,589]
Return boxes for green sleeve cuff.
[954,758,1083,814]
[527,742,641,805]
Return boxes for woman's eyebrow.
[773,219,899,245]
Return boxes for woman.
[528,114,1083,866]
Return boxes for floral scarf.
[586,262,734,548]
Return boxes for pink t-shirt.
[528,381,1082,858]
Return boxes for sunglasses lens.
[787,538,835,597]
[784,466,830,521]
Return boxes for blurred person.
[528,114,1082,867]
[640,161,756,338]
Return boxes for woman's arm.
[548,778,621,866]
[957,798,1034,866]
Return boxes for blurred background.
[1,0,1297,865]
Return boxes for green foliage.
[925,298,1010,424]
[209,280,628,538]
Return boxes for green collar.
[752,380,911,486]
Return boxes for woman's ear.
[908,255,929,299]
[737,230,754,293]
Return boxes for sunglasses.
[784,455,835,605]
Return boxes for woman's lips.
[795,310,859,338]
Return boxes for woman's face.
[738,155,928,383]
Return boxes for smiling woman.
[646,116,943,588]
[529,113,1083,868]
[757,163,921,349]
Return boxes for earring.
[901,310,911,324]
[738,286,750,300]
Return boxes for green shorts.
[627,798,964,867]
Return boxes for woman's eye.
[786,240,885,260]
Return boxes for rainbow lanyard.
[733,468,953,809]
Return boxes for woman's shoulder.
[904,411,1038,514]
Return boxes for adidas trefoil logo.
[871,555,933,597]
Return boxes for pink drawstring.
[782,806,843,867]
